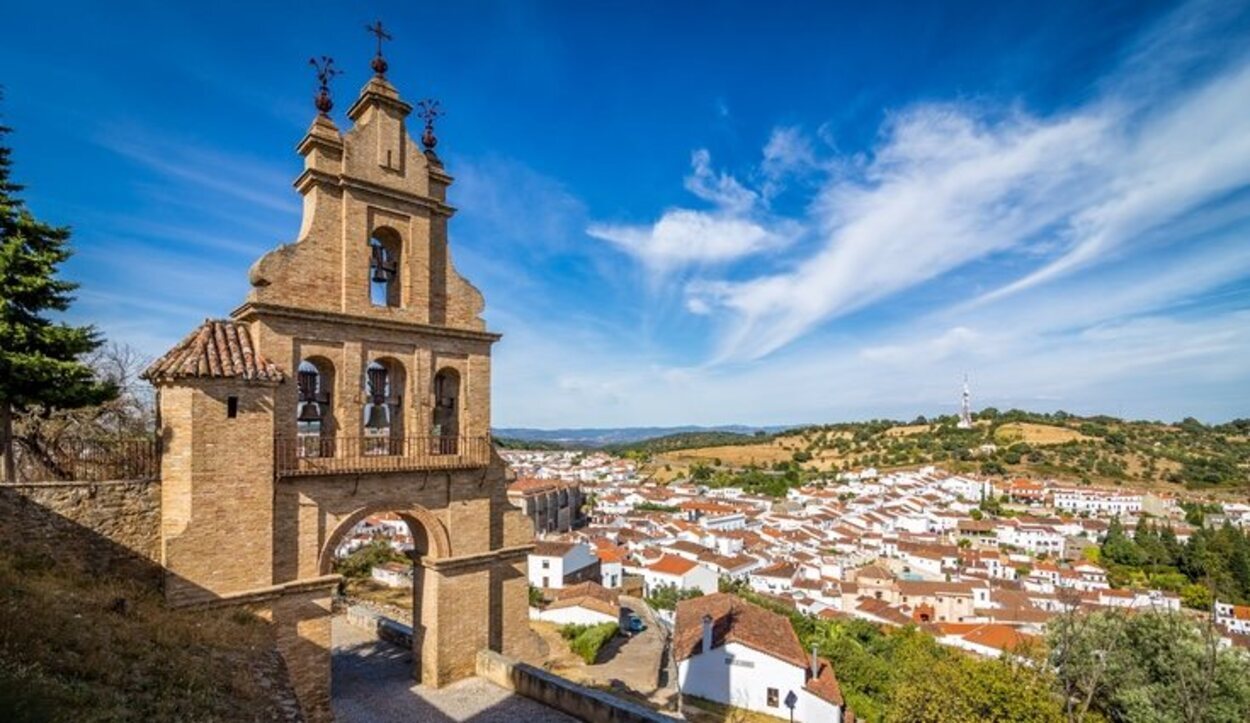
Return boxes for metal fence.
[274,435,492,477]
[8,437,160,483]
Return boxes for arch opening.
[368,228,403,307]
[297,358,335,458]
[431,367,460,455]
[363,359,405,455]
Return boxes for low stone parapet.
[344,604,414,649]
[475,649,679,723]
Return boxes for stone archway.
[318,501,452,575]
[319,501,454,685]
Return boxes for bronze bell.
[364,403,389,430]
[370,244,395,283]
[298,401,322,423]
[298,368,319,402]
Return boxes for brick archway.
[318,501,452,575]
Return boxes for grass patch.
[0,546,292,722]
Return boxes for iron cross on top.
[366,20,393,75]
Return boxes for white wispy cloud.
[587,150,794,273]
[671,43,1250,361]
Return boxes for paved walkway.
[331,616,577,723]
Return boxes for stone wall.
[0,479,161,585]
[476,649,679,723]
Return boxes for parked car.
[626,613,645,634]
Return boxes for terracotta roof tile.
[648,554,698,576]
[143,319,284,383]
[674,593,808,668]
[805,658,844,706]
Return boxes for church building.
[142,36,534,720]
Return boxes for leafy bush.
[558,622,619,664]
[333,539,410,579]
[646,585,703,611]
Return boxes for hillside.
[0,545,301,721]
[492,424,785,447]
[635,411,1250,494]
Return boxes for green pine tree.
[0,112,117,481]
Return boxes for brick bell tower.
[145,39,534,720]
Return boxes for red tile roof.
[805,658,844,706]
[674,593,808,669]
[647,554,698,576]
[144,319,284,382]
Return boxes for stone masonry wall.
[0,480,161,585]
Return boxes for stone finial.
[309,56,341,116]
[365,20,393,77]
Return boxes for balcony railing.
[7,437,160,483]
[274,435,492,477]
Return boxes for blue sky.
[3,0,1250,428]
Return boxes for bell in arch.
[298,401,322,423]
[364,403,390,431]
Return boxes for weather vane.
[365,20,393,76]
[417,99,444,152]
[308,56,342,115]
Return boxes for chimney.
[701,614,714,654]
[810,644,819,679]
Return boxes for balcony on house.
[273,435,492,477]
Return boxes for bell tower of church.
[147,33,534,720]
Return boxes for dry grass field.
[646,433,855,481]
[993,422,1090,445]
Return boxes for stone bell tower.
[145,40,534,721]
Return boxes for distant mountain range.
[492,424,793,447]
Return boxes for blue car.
[626,614,645,634]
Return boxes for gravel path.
[331,615,577,723]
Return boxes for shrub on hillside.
[558,622,619,664]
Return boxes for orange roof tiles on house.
[805,658,844,706]
[647,554,698,576]
[961,624,1038,653]
[674,593,809,668]
[144,319,285,382]
[508,477,575,495]
[532,541,578,557]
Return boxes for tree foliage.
[332,539,410,579]
[1100,517,1250,607]
[0,114,117,480]
[645,585,703,611]
[1048,608,1250,723]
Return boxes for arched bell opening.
[363,359,405,456]
[431,367,460,455]
[296,358,336,458]
[368,228,403,308]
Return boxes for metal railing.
[274,435,491,477]
[7,437,160,483]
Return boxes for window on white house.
[767,688,779,707]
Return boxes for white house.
[1052,488,1143,516]
[675,594,845,722]
[370,562,410,588]
[748,561,796,595]
[642,554,719,597]
[1215,601,1250,635]
[528,540,600,589]
[533,582,620,626]
[596,546,625,589]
